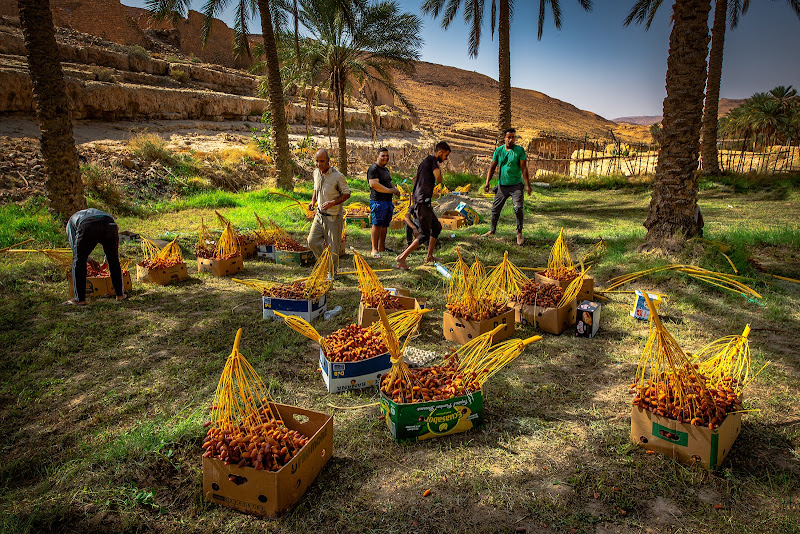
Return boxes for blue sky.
[124,0,800,119]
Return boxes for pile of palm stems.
[444,249,509,321]
[233,247,333,300]
[140,238,183,269]
[602,264,761,299]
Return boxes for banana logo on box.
[417,406,473,440]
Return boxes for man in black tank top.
[395,141,451,270]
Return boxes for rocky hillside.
[613,98,747,126]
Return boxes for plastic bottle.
[323,306,342,320]
[434,262,452,279]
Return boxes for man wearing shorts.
[395,141,450,270]
[367,147,400,258]
[482,128,532,245]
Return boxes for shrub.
[81,164,124,211]
[169,68,190,84]
[92,67,114,82]
[128,132,171,162]
[126,45,150,60]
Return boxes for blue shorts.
[369,200,394,227]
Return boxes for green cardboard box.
[379,390,483,442]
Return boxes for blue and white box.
[319,348,392,393]
[256,243,275,260]
[631,290,662,321]
[263,293,327,321]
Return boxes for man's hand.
[392,187,401,196]
[484,182,490,193]
[526,184,532,196]
[88,259,101,271]
[308,201,315,211]
[321,200,335,210]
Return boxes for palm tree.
[148,0,296,190]
[421,0,591,132]
[701,1,799,175]
[626,0,712,242]
[17,0,86,218]
[277,0,421,176]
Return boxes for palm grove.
[15,0,800,246]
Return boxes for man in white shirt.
[307,149,351,272]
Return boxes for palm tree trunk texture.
[497,0,511,131]
[336,74,348,176]
[17,0,85,219]
[257,0,294,191]
[645,0,712,242]
[701,0,726,175]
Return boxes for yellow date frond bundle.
[693,325,767,394]
[544,227,575,280]
[215,223,241,259]
[602,264,761,299]
[485,251,529,303]
[274,311,330,353]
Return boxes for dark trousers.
[71,217,122,301]
[490,183,524,233]
[416,202,441,242]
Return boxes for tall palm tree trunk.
[336,74,348,176]
[257,0,294,190]
[18,0,85,219]
[497,0,511,131]
[701,0,726,175]
[644,0,711,242]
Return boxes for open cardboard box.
[239,241,258,259]
[202,402,333,516]
[389,219,404,230]
[439,211,467,230]
[630,405,741,471]
[319,348,391,393]
[345,215,371,228]
[256,243,275,260]
[535,272,594,301]
[263,293,327,322]
[379,390,484,442]
[198,255,244,277]
[358,294,420,328]
[510,300,577,335]
[275,249,315,267]
[68,269,132,298]
[136,262,189,286]
[442,307,515,344]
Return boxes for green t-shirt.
[492,144,527,186]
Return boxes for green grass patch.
[0,197,64,248]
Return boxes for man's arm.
[368,178,399,195]
[520,159,532,195]
[484,160,498,192]
[433,167,442,184]
[308,189,318,211]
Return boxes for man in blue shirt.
[482,128,532,245]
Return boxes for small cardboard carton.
[263,293,327,322]
[439,211,467,230]
[576,300,601,338]
[389,219,404,230]
[319,349,391,393]
[345,215,371,229]
[136,262,189,286]
[631,290,662,321]
[630,405,741,471]
[455,201,480,225]
[202,402,333,517]
[197,256,244,277]
[379,390,484,442]
[535,272,594,301]
[275,249,315,267]
[240,241,258,259]
[510,300,577,335]
[358,294,420,328]
[256,244,275,260]
[68,270,133,298]
[442,308,516,344]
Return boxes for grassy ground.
[1,174,799,533]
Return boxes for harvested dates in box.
[380,358,481,404]
[445,301,508,321]
[324,324,388,362]
[363,289,403,309]
[512,281,563,308]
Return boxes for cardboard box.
[511,300,577,335]
[202,402,333,516]
[358,294,420,328]
[379,390,484,442]
[275,249,315,267]
[256,244,275,260]
[197,256,244,277]
[630,405,741,470]
[136,262,189,286]
[263,293,327,322]
[68,270,132,298]
[576,300,601,338]
[455,201,480,225]
[318,349,391,393]
[439,211,467,230]
[442,308,516,344]
[631,290,662,321]
[389,219,404,230]
[345,215,371,228]
[240,241,258,259]
[534,272,594,301]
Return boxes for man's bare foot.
[62,298,86,306]
[116,294,128,301]
[424,256,439,264]
[517,233,524,245]
[395,260,410,271]
[481,231,495,237]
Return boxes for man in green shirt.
[482,128,532,245]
